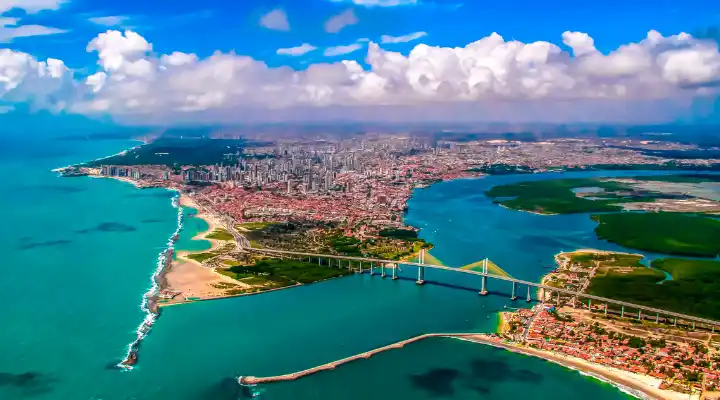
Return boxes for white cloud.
[0,0,66,14]
[88,16,130,28]
[324,43,364,56]
[380,31,427,44]
[277,43,317,56]
[2,29,720,123]
[0,48,71,109]
[330,0,417,6]
[161,51,198,67]
[324,9,358,34]
[0,17,66,42]
[259,8,290,31]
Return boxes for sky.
[2,0,720,125]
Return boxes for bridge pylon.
[510,281,517,301]
[416,250,425,285]
[478,258,488,296]
[416,266,425,285]
[526,286,531,302]
[391,264,398,280]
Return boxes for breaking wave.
[118,191,183,370]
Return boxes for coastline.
[51,139,144,173]
[457,336,692,400]
[119,189,184,369]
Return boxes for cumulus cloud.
[277,43,317,56]
[324,43,364,56]
[325,9,358,33]
[0,48,72,110]
[259,8,290,31]
[1,29,720,123]
[381,31,427,44]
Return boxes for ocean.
[0,135,639,399]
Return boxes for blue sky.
[10,0,720,70]
[2,0,720,125]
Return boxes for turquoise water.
[2,137,685,399]
[175,207,212,253]
[0,136,178,399]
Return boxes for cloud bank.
[1,29,720,124]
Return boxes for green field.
[237,222,273,230]
[567,252,644,268]
[205,229,234,240]
[485,178,632,214]
[591,212,720,257]
[186,252,217,262]
[322,233,429,260]
[485,174,720,215]
[588,258,720,320]
[223,258,352,286]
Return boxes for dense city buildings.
[75,136,720,238]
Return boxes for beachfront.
[461,335,693,400]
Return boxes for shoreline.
[456,336,691,400]
[175,193,225,261]
[118,189,184,369]
[51,139,144,173]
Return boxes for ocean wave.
[118,190,183,370]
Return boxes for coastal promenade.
[239,333,479,385]
[243,246,720,330]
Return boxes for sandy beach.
[556,248,645,258]
[158,193,242,303]
[460,335,696,400]
[163,258,251,304]
[88,173,142,188]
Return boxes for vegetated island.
[485,174,720,215]
[591,212,720,258]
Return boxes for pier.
[239,333,479,385]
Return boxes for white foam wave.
[118,190,183,370]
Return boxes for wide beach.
[161,193,243,304]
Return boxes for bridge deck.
[246,247,720,328]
